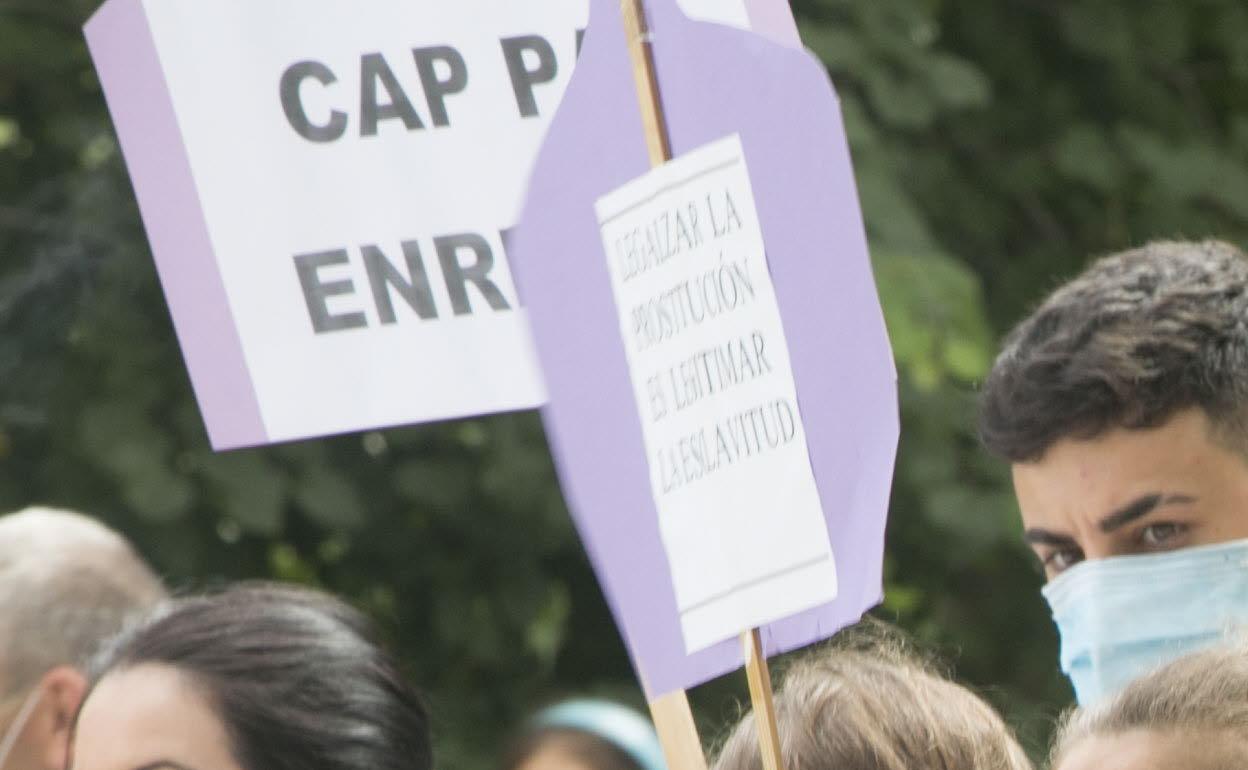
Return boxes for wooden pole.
[621,0,672,166]
[620,5,782,770]
[647,689,709,770]
[742,629,785,770]
[620,3,704,769]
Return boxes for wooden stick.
[648,689,709,770]
[620,4,704,768]
[622,4,783,767]
[742,629,785,770]
[621,0,673,166]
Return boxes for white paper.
[677,0,752,28]
[595,135,836,652]
[142,1,593,442]
[132,0,786,446]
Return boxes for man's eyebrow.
[1022,528,1077,547]
[1098,493,1198,533]
[132,762,198,770]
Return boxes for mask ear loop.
[0,687,43,768]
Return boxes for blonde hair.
[1051,642,1248,767]
[713,624,1032,770]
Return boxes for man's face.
[1013,408,1248,580]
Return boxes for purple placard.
[511,0,898,696]
[744,0,801,48]
[85,0,267,449]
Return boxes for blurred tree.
[3,0,1247,766]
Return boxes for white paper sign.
[595,135,837,652]
[87,0,796,449]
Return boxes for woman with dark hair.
[70,582,432,770]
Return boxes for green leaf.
[393,459,474,510]
[1059,3,1133,61]
[1054,124,1122,191]
[78,402,193,522]
[196,451,288,537]
[294,469,366,532]
[923,54,991,109]
[873,250,995,390]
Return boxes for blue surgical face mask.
[1042,538,1248,706]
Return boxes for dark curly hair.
[979,239,1248,462]
[84,582,432,770]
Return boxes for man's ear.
[30,666,87,770]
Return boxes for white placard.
[595,135,837,652]
[88,0,795,448]
[142,1,591,444]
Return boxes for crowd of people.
[6,237,1248,770]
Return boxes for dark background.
[4,0,1248,765]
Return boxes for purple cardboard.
[744,0,801,48]
[510,0,898,696]
[85,0,267,450]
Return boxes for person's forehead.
[1059,729,1248,770]
[1013,410,1230,516]
[1047,410,1210,472]
[73,664,240,770]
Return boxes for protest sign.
[85,0,796,450]
[679,0,801,46]
[511,0,898,700]
[596,135,837,653]
[85,0,585,449]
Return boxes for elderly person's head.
[1051,642,1248,770]
[0,507,164,770]
[713,626,1032,770]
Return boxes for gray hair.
[0,507,165,695]
[1051,642,1248,767]
[713,624,1033,770]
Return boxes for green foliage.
[4,0,1248,766]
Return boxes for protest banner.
[511,0,898,765]
[84,0,796,450]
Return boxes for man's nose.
[1077,531,1122,561]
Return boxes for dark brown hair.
[978,240,1248,461]
[86,582,432,770]
[712,624,1032,770]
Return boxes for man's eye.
[1044,548,1083,575]
[1141,522,1187,548]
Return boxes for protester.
[71,582,432,770]
[502,699,665,770]
[977,239,1248,704]
[1050,641,1248,770]
[0,507,164,770]
[712,624,1032,770]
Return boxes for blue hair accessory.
[534,699,668,770]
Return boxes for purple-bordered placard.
[85,0,266,450]
[511,0,898,697]
[744,0,801,48]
